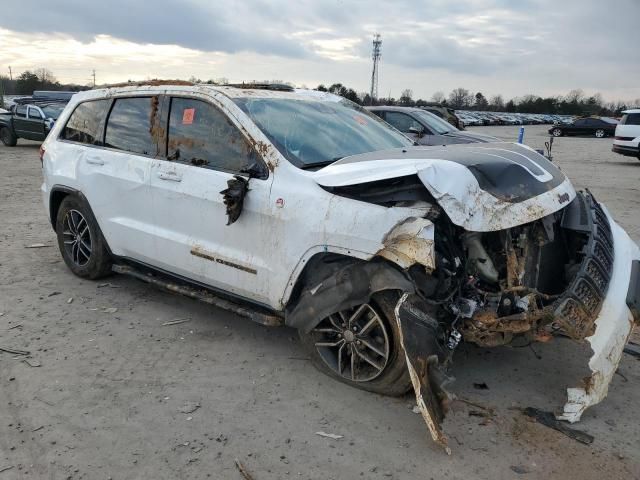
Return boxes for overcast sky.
[1,0,639,101]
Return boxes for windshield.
[42,105,64,119]
[234,97,413,169]
[413,110,457,134]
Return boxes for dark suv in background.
[368,106,498,146]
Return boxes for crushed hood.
[313,142,576,232]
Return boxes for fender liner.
[285,260,415,333]
[49,185,83,229]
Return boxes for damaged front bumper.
[395,202,640,452]
[558,208,640,422]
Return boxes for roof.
[622,109,640,114]
[72,83,342,103]
[367,106,424,113]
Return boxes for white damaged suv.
[41,83,639,450]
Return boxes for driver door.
[149,95,276,306]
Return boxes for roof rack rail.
[224,82,294,92]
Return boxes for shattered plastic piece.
[25,243,49,248]
[377,217,435,269]
[220,176,250,225]
[23,358,41,367]
[394,293,453,453]
[558,219,639,422]
[524,407,594,445]
[162,319,191,326]
[0,346,30,356]
[315,431,343,440]
[102,307,118,314]
[179,402,201,414]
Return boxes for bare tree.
[448,88,471,109]
[399,89,414,106]
[431,91,445,104]
[565,89,584,104]
[34,68,57,85]
[489,94,504,111]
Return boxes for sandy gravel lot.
[1,125,639,480]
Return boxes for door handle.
[158,171,182,182]
[86,157,104,166]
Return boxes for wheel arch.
[284,252,415,333]
[49,185,84,230]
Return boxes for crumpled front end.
[392,191,639,451]
[558,205,639,422]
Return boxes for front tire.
[0,127,17,146]
[298,291,411,396]
[552,128,563,137]
[55,195,112,279]
[595,129,605,138]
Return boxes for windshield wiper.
[299,157,343,170]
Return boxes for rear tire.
[595,129,605,138]
[0,127,17,146]
[298,291,411,396]
[552,128,563,137]
[55,195,112,279]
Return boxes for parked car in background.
[41,82,640,450]
[0,99,68,146]
[368,106,498,145]
[612,109,640,159]
[549,117,618,138]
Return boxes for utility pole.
[369,34,382,104]
[8,66,12,81]
[91,69,96,88]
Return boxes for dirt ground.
[1,125,639,480]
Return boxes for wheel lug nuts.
[352,326,357,331]
[356,340,361,345]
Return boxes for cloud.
[0,0,638,100]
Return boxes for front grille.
[553,194,614,338]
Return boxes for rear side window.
[15,105,27,118]
[621,113,640,125]
[166,97,254,172]
[61,100,110,145]
[105,97,160,156]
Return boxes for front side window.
[105,97,159,156]
[28,107,42,119]
[384,112,423,134]
[61,100,110,145]
[414,110,456,134]
[166,97,255,173]
[574,119,587,127]
[234,97,412,169]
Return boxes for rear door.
[26,106,46,139]
[148,94,275,306]
[617,113,640,141]
[12,105,29,136]
[59,96,158,263]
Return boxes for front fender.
[286,260,415,333]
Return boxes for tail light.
[39,146,45,166]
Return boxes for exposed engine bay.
[394,190,619,452]
[423,190,613,350]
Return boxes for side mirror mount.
[408,126,425,137]
[240,160,268,180]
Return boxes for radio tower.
[369,34,382,103]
